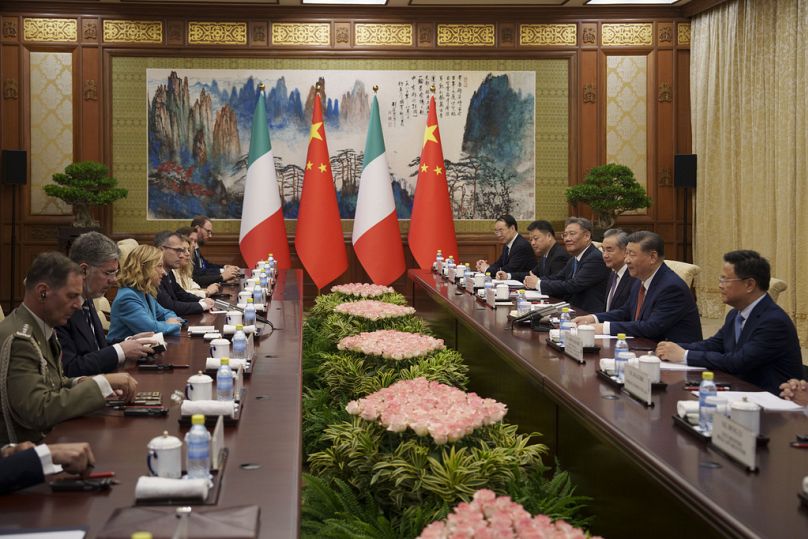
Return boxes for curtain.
[691,0,808,343]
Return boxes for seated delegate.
[1,441,95,495]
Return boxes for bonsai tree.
[43,161,128,228]
[565,163,652,230]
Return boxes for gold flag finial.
[373,84,379,93]
[430,84,436,93]
[258,82,265,91]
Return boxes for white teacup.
[147,431,183,479]
[226,310,243,326]
[473,273,485,288]
[638,354,661,383]
[185,372,213,401]
[577,325,595,348]
[237,290,252,303]
[245,278,257,289]
[495,283,509,301]
[729,399,761,435]
[209,338,231,359]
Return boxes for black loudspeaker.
[1,150,27,185]
[674,154,697,188]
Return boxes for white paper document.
[524,291,549,301]
[688,391,804,412]
[659,363,705,372]
[595,334,634,340]
[492,279,525,287]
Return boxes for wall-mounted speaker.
[674,154,697,188]
[1,150,27,185]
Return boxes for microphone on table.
[509,301,569,331]
[213,299,275,331]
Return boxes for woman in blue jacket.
[108,245,183,341]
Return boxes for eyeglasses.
[93,266,118,277]
[718,277,746,285]
[162,246,190,255]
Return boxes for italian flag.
[239,84,291,269]
[352,94,406,285]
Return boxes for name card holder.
[564,334,585,364]
[623,364,653,407]
[465,276,475,293]
[711,414,758,472]
[485,287,496,308]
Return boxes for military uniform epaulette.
[14,324,33,340]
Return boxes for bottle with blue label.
[614,333,630,382]
[232,324,247,360]
[433,250,444,273]
[244,298,256,326]
[252,284,264,305]
[259,272,268,289]
[216,357,234,401]
[185,414,210,480]
[516,290,530,315]
[698,371,718,435]
[267,253,277,276]
[559,307,572,346]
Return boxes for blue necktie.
[734,314,745,343]
[571,258,578,276]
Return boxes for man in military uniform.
[0,252,138,445]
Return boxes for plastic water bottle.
[185,414,210,479]
[216,357,234,401]
[252,284,264,306]
[244,298,256,326]
[559,307,572,346]
[259,272,268,289]
[433,250,444,273]
[444,256,454,278]
[614,333,630,382]
[516,290,530,315]
[698,371,718,435]
[484,272,493,288]
[232,324,247,360]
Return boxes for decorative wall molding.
[188,21,247,45]
[3,78,18,100]
[581,23,597,45]
[83,79,98,101]
[354,23,412,47]
[103,20,163,43]
[23,18,77,42]
[416,23,433,47]
[2,18,17,40]
[657,22,673,44]
[334,22,350,46]
[82,19,97,41]
[601,23,653,46]
[659,167,672,186]
[583,83,596,104]
[271,22,329,46]
[250,22,267,46]
[677,22,691,45]
[519,24,576,46]
[436,24,495,47]
[658,82,672,103]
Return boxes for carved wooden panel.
[499,23,515,48]
[677,22,691,46]
[23,18,77,42]
[519,24,576,46]
[167,20,184,46]
[436,24,495,47]
[416,22,434,48]
[581,22,597,46]
[601,23,653,47]
[2,17,18,41]
[82,18,98,42]
[188,21,247,45]
[334,21,350,48]
[103,20,163,43]
[354,23,412,47]
[271,22,329,46]
[657,22,673,46]
[250,21,268,46]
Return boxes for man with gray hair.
[56,232,153,376]
[154,231,214,316]
[0,252,137,445]
[600,228,636,311]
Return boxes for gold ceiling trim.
[188,21,247,45]
[272,22,330,46]
[519,23,576,46]
[601,23,653,47]
[355,23,413,47]
[23,18,77,42]
[437,24,495,47]
[103,20,163,43]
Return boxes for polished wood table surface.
[409,269,808,539]
[0,270,303,539]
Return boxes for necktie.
[571,258,578,277]
[541,256,548,276]
[503,245,510,261]
[606,271,618,311]
[634,284,646,320]
[83,301,100,350]
[49,333,62,362]
[734,314,745,343]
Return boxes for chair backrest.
[117,238,139,265]
[664,260,701,289]
[0,303,4,322]
[767,277,787,304]
[591,241,603,252]
[93,296,112,330]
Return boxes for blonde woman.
[173,229,219,298]
[108,245,183,341]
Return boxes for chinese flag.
[408,95,458,269]
[294,93,348,289]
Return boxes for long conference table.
[0,270,303,538]
[409,269,808,539]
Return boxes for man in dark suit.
[191,215,239,287]
[56,232,152,377]
[155,231,215,316]
[1,441,95,495]
[497,220,569,282]
[474,214,536,276]
[600,228,636,311]
[575,231,702,342]
[530,217,610,313]
[657,250,802,394]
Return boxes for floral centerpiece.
[419,489,601,539]
[309,378,553,527]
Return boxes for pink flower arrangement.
[337,330,445,360]
[331,283,396,298]
[418,489,599,539]
[334,300,415,321]
[345,378,507,444]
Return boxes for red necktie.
[634,284,646,320]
